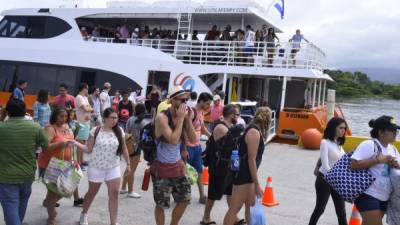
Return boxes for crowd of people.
[1,79,400,225]
[0,80,273,225]
[81,23,309,66]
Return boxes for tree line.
[325,70,400,100]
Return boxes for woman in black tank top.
[223,107,272,225]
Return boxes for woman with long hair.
[223,107,272,225]
[266,27,279,67]
[79,108,131,225]
[38,107,87,225]
[120,103,147,198]
[308,117,348,225]
[351,116,400,225]
[33,89,51,128]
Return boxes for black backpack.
[139,110,174,164]
[202,122,244,171]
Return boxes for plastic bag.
[250,198,266,225]
[185,163,198,185]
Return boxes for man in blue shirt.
[289,29,309,65]
[12,80,28,102]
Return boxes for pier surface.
[3,143,379,225]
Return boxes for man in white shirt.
[244,25,255,64]
[100,82,112,113]
[289,29,309,65]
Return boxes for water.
[338,98,400,136]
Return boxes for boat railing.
[89,37,327,71]
[268,110,277,142]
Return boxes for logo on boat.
[286,113,309,119]
[174,73,195,92]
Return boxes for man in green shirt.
[0,99,48,225]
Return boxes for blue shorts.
[187,145,203,173]
[355,193,388,212]
[244,47,254,56]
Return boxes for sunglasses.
[175,98,189,103]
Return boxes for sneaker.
[119,189,128,195]
[79,213,88,225]
[74,198,84,207]
[127,192,141,198]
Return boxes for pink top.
[210,104,223,122]
[185,109,204,147]
[53,94,76,109]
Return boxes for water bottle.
[143,130,148,141]
[231,150,240,172]
[142,168,151,191]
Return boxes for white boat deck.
[88,38,327,72]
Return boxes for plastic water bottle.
[231,150,240,172]
[143,130,149,140]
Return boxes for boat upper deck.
[88,37,327,72]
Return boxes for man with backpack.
[151,85,196,225]
[201,104,246,225]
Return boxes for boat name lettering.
[194,7,248,13]
[286,113,309,119]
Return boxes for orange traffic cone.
[348,205,362,225]
[202,167,209,185]
[262,176,279,207]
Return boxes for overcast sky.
[1,0,399,69]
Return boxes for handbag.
[324,140,381,203]
[43,146,83,197]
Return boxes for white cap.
[213,95,221,101]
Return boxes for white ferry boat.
[0,0,345,140]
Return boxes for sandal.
[200,221,217,225]
[234,219,246,225]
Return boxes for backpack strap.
[93,126,101,145]
[373,139,383,156]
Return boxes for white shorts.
[87,166,121,183]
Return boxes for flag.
[274,0,285,19]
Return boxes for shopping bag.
[57,164,83,197]
[250,198,266,225]
[185,163,198,185]
[43,146,83,197]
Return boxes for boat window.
[0,16,72,39]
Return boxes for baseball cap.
[369,116,400,131]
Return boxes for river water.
[338,98,400,136]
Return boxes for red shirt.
[53,94,76,109]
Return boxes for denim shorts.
[187,145,203,173]
[355,193,388,212]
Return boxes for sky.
[1,0,399,70]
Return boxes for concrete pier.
[2,143,370,225]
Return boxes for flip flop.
[200,221,217,225]
[234,219,246,225]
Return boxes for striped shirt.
[33,102,51,128]
[0,118,48,184]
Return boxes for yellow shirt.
[157,100,171,115]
